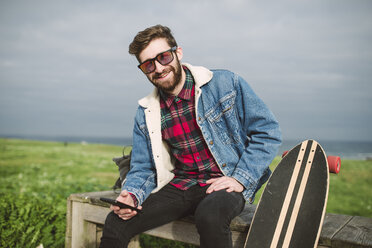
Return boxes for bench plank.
[332,216,372,248]
[66,191,372,248]
[318,213,353,247]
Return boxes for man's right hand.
[111,190,142,220]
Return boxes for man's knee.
[194,191,245,230]
[194,195,231,230]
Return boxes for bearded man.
[100,25,281,248]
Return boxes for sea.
[2,134,372,160]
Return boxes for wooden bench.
[65,191,372,248]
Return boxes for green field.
[0,138,371,247]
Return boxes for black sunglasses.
[138,46,177,74]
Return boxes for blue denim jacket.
[123,63,281,205]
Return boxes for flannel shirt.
[160,67,223,190]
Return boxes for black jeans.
[100,184,245,248]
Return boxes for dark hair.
[129,25,178,61]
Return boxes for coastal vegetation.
[1,138,371,247]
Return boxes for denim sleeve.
[122,108,157,205]
[232,74,282,202]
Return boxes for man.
[100,25,281,248]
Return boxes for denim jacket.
[123,63,282,205]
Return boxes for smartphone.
[100,197,143,213]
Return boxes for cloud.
[0,0,371,141]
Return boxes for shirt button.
[222,163,226,167]
[209,141,214,145]
[198,117,201,121]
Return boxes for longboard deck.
[244,140,329,248]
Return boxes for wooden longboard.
[244,140,329,248]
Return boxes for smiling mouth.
[157,72,170,79]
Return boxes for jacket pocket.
[206,91,241,144]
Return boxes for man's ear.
[176,46,183,61]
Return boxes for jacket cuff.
[232,168,258,203]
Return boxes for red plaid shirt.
[160,66,223,190]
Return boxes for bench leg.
[128,235,140,248]
[98,229,139,248]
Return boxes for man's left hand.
[206,176,244,194]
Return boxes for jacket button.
[222,163,226,167]
[209,141,213,145]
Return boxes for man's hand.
[111,190,142,220]
[206,176,244,194]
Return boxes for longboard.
[244,140,340,248]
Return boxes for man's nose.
[154,60,165,73]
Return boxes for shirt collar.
[160,66,194,108]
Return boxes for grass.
[0,138,122,247]
[0,138,371,247]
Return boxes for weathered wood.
[96,225,103,248]
[65,194,73,248]
[96,225,139,248]
[128,236,140,248]
[66,196,142,248]
[82,204,110,225]
[318,213,353,247]
[332,216,372,248]
[145,219,200,245]
[85,221,97,247]
[230,204,256,233]
[71,201,94,248]
[66,191,372,248]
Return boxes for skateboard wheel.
[327,156,341,174]
[282,150,289,158]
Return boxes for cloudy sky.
[1,0,372,142]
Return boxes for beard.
[147,59,183,94]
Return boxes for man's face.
[138,38,184,94]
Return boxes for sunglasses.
[138,46,177,74]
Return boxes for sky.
[1,0,372,142]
